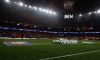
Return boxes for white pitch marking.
[40,50,100,60]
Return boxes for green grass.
[0,39,100,60]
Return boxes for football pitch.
[0,39,100,60]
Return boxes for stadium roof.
[0,0,100,28]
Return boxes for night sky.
[0,0,100,27]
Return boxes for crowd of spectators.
[0,20,96,32]
[66,34,100,40]
[0,29,59,39]
[0,29,100,40]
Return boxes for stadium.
[0,0,100,60]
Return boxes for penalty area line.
[40,50,100,60]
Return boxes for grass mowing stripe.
[40,50,100,60]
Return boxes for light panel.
[5,0,10,3]
[53,12,56,15]
[39,8,42,11]
[4,0,57,16]
[18,2,24,6]
[49,11,53,14]
[88,12,92,15]
[25,5,27,7]
[79,14,82,17]
[28,6,32,8]
[97,10,100,13]
[42,9,46,12]
[33,7,37,10]
[45,10,49,13]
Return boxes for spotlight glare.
[14,2,16,3]
[97,10,100,13]
[45,10,49,13]
[25,5,27,7]
[79,14,82,17]
[88,12,92,15]
[49,11,53,14]
[39,8,42,11]
[33,7,37,10]
[42,9,46,11]
[29,6,32,8]
[53,12,56,15]
[18,2,24,6]
[5,0,10,3]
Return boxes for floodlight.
[49,11,53,14]
[29,6,32,8]
[53,12,56,15]
[42,9,46,12]
[5,0,10,3]
[14,2,16,3]
[25,5,27,7]
[97,10,100,13]
[88,12,92,15]
[39,8,42,11]
[18,2,24,6]
[45,10,49,13]
[79,14,82,17]
[33,7,37,10]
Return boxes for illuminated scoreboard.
[64,14,73,19]
[64,0,75,19]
